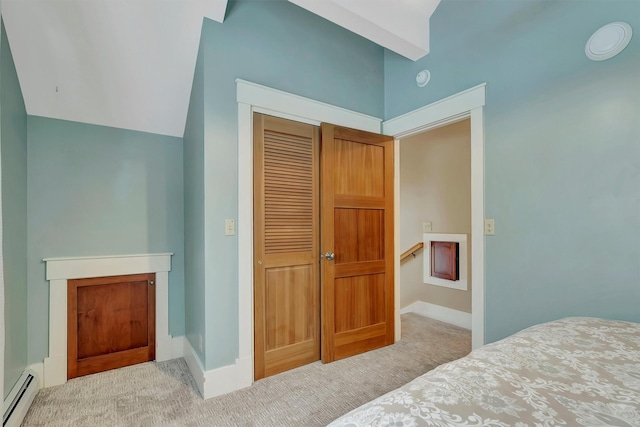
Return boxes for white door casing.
[382,83,486,349]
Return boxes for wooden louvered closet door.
[253,113,320,380]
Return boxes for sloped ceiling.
[1,0,438,138]
[2,0,228,137]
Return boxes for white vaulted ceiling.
[1,0,439,137]
[2,0,228,137]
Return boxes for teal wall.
[385,0,640,342]
[1,19,28,398]
[27,117,185,364]
[183,33,206,363]
[194,0,384,369]
[6,0,634,378]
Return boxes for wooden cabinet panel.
[431,241,459,281]
[68,273,155,379]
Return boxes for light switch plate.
[225,219,235,236]
[423,222,433,233]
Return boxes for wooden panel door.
[68,273,155,379]
[320,123,394,363]
[254,113,320,380]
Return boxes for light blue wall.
[385,0,640,342]
[1,19,28,398]
[196,0,384,369]
[27,117,185,364]
[183,33,206,363]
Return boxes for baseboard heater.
[3,370,39,427]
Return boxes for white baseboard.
[26,363,44,390]
[171,336,185,359]
[401,300,472,330]
[183,338,206,397]
[183,338,251,399]
[3,369,40,427]
[43,355,66,388]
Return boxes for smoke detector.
[416,70,431,87]
[586,22,632,61]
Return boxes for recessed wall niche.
[423,233,468,291]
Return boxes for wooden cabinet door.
[320,123,395,363]
[253,114,320,379]
[67,273,155,379]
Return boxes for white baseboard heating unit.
[3,370,39,427]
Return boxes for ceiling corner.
[204,0,228,23]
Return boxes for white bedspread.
[328,317,640,427]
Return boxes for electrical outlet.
[198,334,203,352]
[225,219,235,236]
[484,219,495,235]
[422,221,433,233]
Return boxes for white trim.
[42,253,173,387]
[171,336,185,360]
[237,80,383,395]
[401,301,472,330]
[202,363,240,399]
[236,79,381,133]
[383,84,486,138]
[237,101,254,389]
[183,338,206,398]
[2,369,40,427]
[423,233,468,291]
[383,84,486,350]
[470,107,485,349]
[183,338,252,400]
[394,139,401,342]
[26,363,44,390]
[44,252,172,280]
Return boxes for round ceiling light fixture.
[585,22,632,61]
[416,70,431,87]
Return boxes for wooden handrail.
[400,242,424,261]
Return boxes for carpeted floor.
[22,314,470,427]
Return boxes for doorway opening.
[383,83,486,350]
[397,119,473,334]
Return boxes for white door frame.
[236,80,486,392]
[382,83,487,349]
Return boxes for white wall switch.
[484,219,495,235]
[198,334,203,352]
[422,221,433,233]
[225,219,235,236]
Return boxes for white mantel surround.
[43,253,173,388]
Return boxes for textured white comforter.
[328,317,640,427]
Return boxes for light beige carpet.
[22,314,470,427]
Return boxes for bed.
[328,317,640,427]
